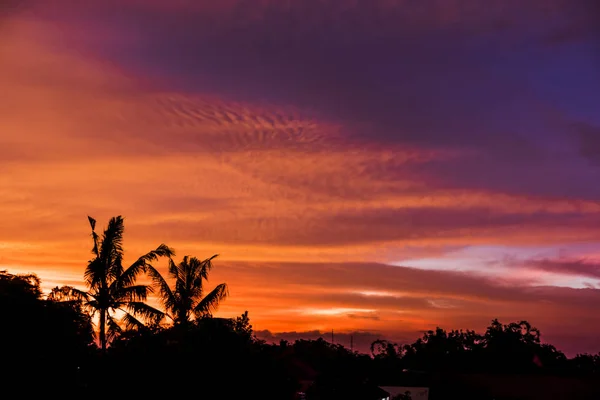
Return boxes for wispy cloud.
[523,258,600,280]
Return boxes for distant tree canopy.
[369,319,584,381]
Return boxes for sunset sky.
[2,0,600,355]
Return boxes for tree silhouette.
[371,339,400,359]
[481,319,543,372]
[370,319,572,375]
[49,216,173,351]
[232,310,253,340]
[0,271,94,392]
[147,255,228,326]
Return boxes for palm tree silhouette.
[147,255,228,326]
[49,216,174,351]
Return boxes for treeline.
[2,216,600,399]
[369,322,600,378]
[4,270,600,398]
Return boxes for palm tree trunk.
[99,308,107,352]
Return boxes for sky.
[1,0,600,355]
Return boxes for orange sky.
[2,1,600,355]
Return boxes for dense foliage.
[0,270,94,392]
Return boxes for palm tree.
[49,216,174,351]
[147,255,228,326]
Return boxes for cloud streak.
[523,258,600,281]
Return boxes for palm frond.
[199,254,219,280]
[111,263,143,293]
[88,216,100,258]
[88,216,96,231]
[107,256,124,285]
[121,312,147,331]
[84,258,104,289]
[154,243,175,258]
[174,258,189,302]
[146,265,176,313]
[190,276,204,300]
[124,302,165,326]
[131,244,175,271]
[100,216,125,282]
[116,284,150,302]
[190,255,219,301]
[47,285,89,302]
[175,256,189,288]
[116,244,176,291]
[193,283,228,318]
[185,257,204,300]
[167,257,179,281]
[106,314,122,343]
